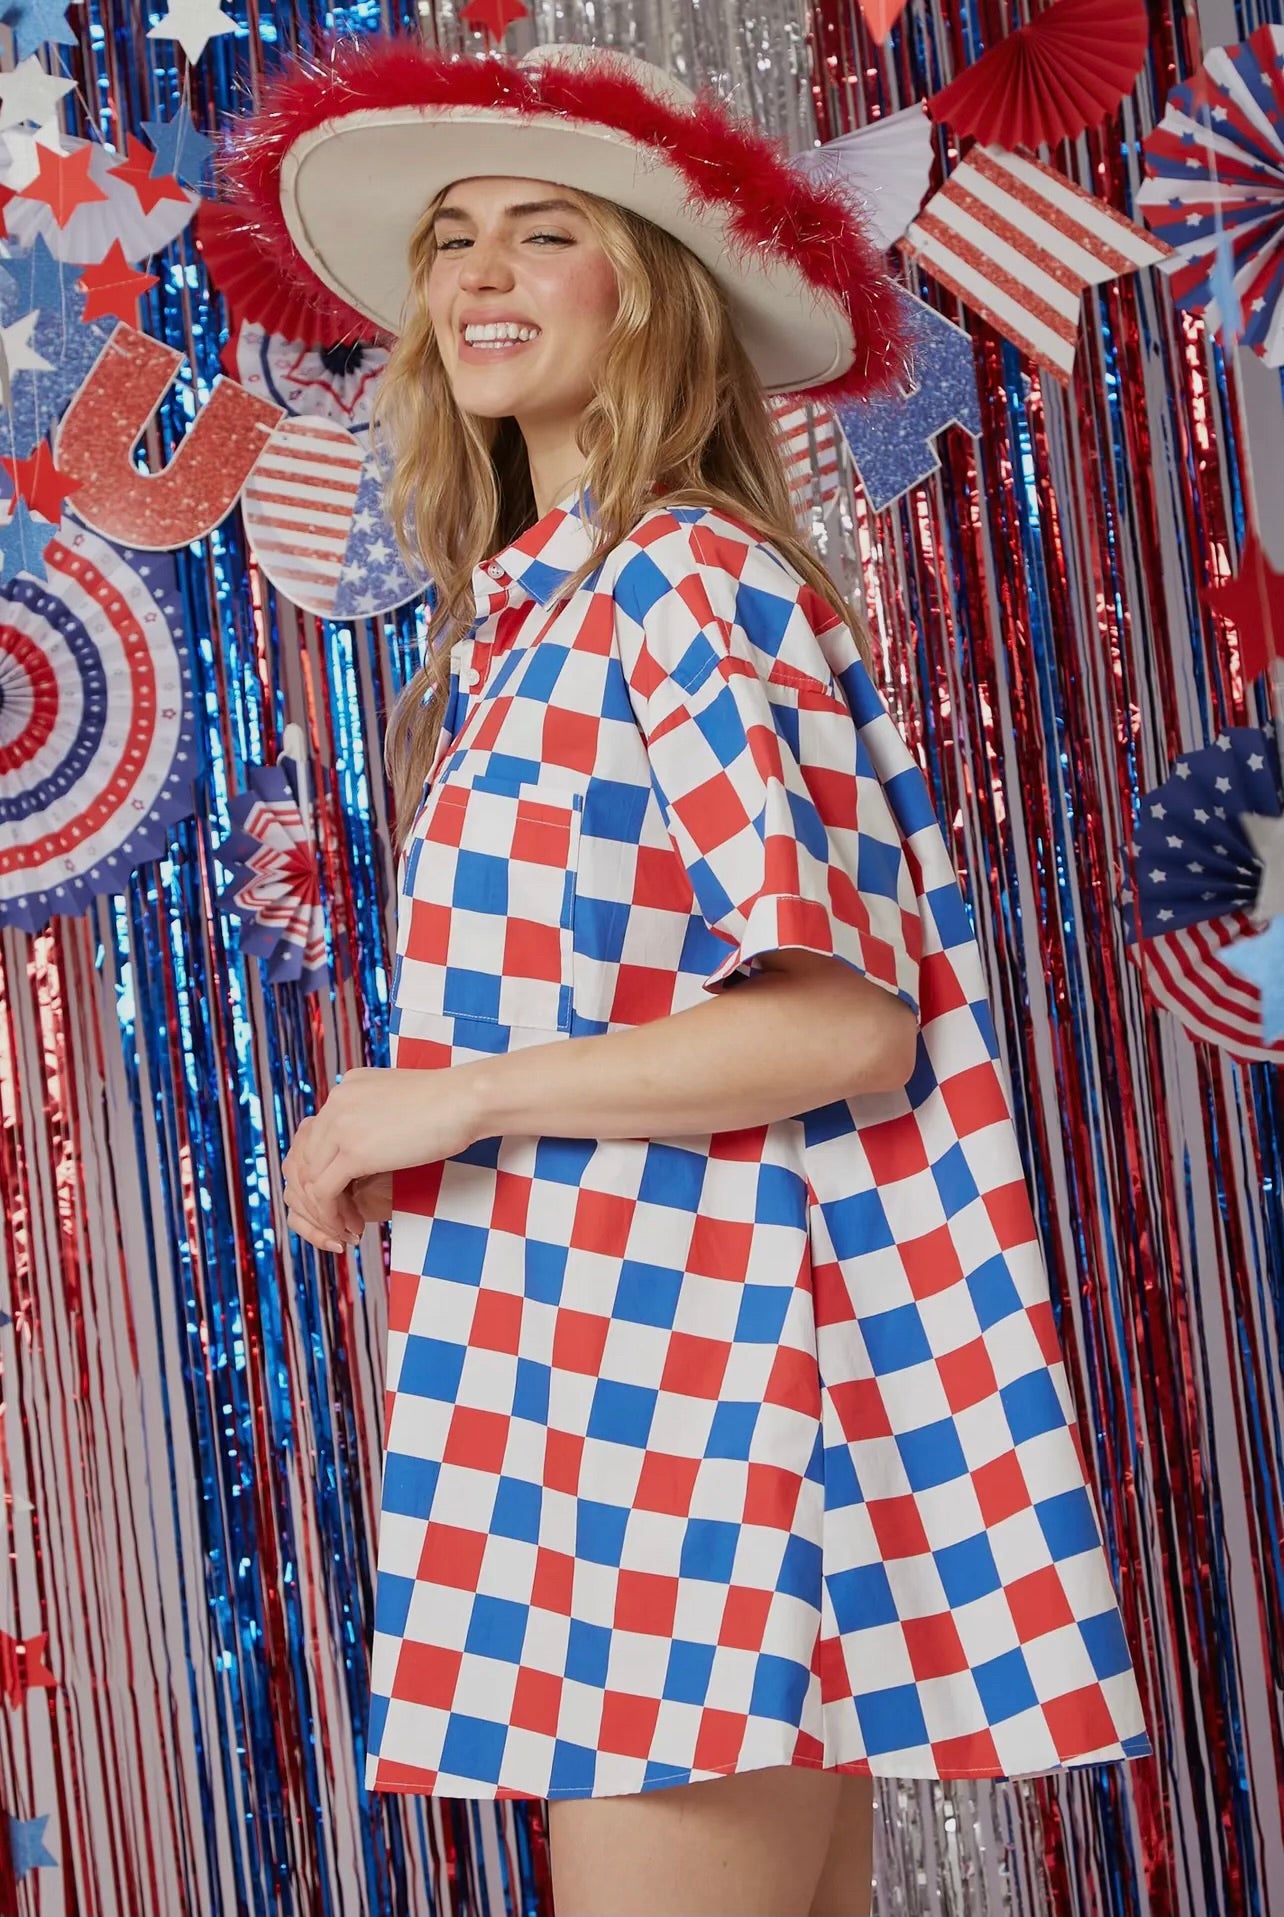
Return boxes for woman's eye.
[435,233,570,251]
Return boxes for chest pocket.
[394,773,583,1034]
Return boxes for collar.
[470,483,598,618]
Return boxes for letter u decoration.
[54,321,284,549]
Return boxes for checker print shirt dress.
[366,489,1152,1800]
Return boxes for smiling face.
[426,176,621,431]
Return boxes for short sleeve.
[611,514,922,1015]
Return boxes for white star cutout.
[1241,812,1284,921]
[0,122,68,191]
[146,0,237,62]
[0,309,51,377]
[0,56,74,133]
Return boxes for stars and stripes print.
[1138,24,1284,368]
[366,489,1153,1799]
[240,415,363,613]
[906,147,1173,381]
[767,397,842,525]
[1125,726,1284,1064]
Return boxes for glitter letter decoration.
[54,320,282,548]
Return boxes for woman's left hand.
[281,1066,482,1249]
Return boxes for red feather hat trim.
[214,37,909,405]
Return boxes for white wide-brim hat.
[215,36,908,404]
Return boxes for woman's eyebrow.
[432,197,583,223]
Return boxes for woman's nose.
[458,239,513,288]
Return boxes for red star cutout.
[1202,528,1284,682]
[76,241,159,324]
[106,132,191,216]
[0,440,82,523]
[458,0,529,45]
[0,1631,57,1710]
[0,183,16,240]
[19,141,110,228]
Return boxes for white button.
[486,561,504,579]
[466,669,482,690]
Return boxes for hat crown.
[517,41,698,112]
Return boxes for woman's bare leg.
[547,1763,844,1917]
[807,1772,875,1917]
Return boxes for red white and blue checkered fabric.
[367,491,1152,1800]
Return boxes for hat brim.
[282,107,849,396]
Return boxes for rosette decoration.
[1138,23,1284,366]
[926,0,1149,150]
[0,126,198,263]
[214,724,328,991]
[789,103,933,247]
[1122,726,1284,1062]
[221,319,389,434]
[0,527,198,933]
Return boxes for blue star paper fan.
[1123,726,1284,1063]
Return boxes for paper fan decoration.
[1138,24,1284,367]
[0,526,199,933]
[196,198,385,348]
[927,0,1149,150]
[0,128,198,263]
[214,724,328,990]
[222,320,390,435]
[239,416,426,618]
[1123,726,1284,1062]
[790,105,934,248]
[768,396,842,527]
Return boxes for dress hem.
[365,1740,1154,1801]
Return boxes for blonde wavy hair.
[372,180,873,864]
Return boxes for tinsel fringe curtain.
[0,1,1279,1914]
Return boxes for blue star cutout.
[141,102,215,189]
[0,237,112,457]
[833,289,982,513]
[1223,917,1284,1042]
[0,232,87,324]
[0,500,58,583]
[9,1811,57,1879]
[2,0,76,61]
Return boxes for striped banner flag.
[768,396,842,523]
[240,416,365,615]
[906,147,1173,382]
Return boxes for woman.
[222,36,1151,1917]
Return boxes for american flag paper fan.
[768,396,843,527]
[1123,727,1284,1064]
[1138,23,1284,367]
[214,727,328,991]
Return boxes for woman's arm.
[453,948,918,1146]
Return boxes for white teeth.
[463,322,540,344]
